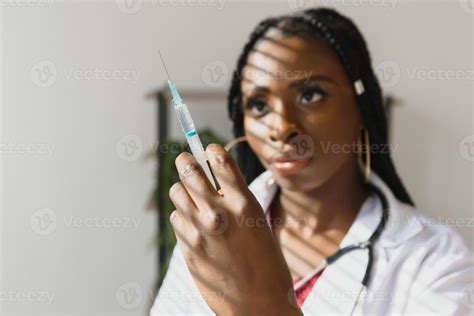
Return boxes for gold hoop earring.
[224,135,247,152]
[357,128,371,183]
[225,135,276,187]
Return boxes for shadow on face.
[241,27,364,192]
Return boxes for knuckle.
[201,209,227,233]
[179,162,200,179]
[206,212,221,230]
[189,230,205,249]
[234,199,252,216]
[180,243,193,260]
[207,144,231,165]
[183,251,198,266]
[169,182,183,198]
[213,151,233,166]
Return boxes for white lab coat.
[150,170,474,315]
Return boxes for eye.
[298,85,328,105]
[245,96,270,116]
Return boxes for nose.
[268,110,302,145]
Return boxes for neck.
[274,160,369,238]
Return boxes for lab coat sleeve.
[403,225,474,315]
[150,245,215,316]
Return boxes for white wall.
[1,0,472,315]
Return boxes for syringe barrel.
[187,133,206,164]
[174,103,216,189]
[174,103,195,135]
[187,134,216,189]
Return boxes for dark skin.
[242,29,368,280]
[169,28,368,315]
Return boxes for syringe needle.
[157,49,217,189]
[158,49,172,81]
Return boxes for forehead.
[242,28,344,89]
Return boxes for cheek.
[244,116,266,147]
[243,117,271,165]
[306,99,361,147]
[298,102,361,176]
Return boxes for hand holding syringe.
[158,50,217,189]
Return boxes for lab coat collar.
[248,169,424,314]
[248,169,424,249]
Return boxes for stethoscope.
[276,183,389,290]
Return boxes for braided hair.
[227,7,414,206]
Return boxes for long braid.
[227,8,415,206]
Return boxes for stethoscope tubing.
[292,184,389,290]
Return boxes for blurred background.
[0,0,472,315]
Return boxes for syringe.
[158,50,217,189]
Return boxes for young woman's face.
[241,29,363,192]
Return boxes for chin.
[270,166,324,193]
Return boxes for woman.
[151,8,473,315]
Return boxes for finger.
[170,180,227,235]
[170,210,188,252]
[206,143,248,198]
[169,181,198,222]
[170,210,205,255]
[175,152,220,212]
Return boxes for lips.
[270,155,311,174]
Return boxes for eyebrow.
[242,75,337,95]
[289,75,337,87]
[241,78,271,95]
